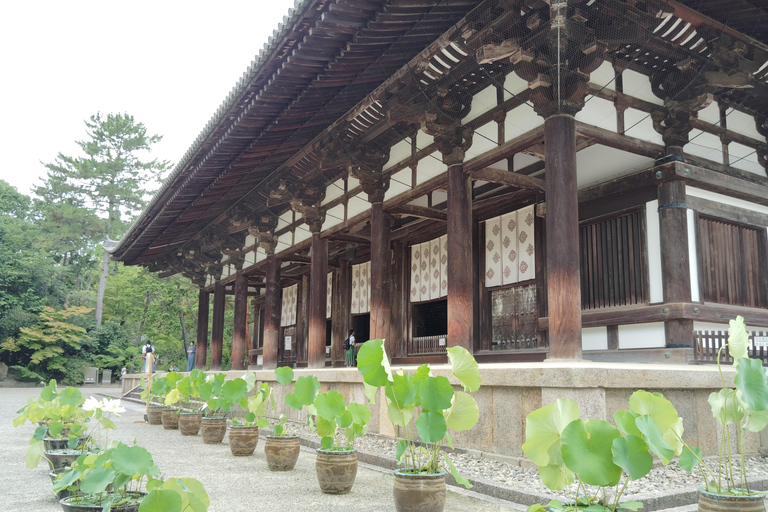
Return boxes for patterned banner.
[280,284,298,327]
[485,205,536,288]
[351,262,371,314]
[410,234,448,303]
[326,271,333,319]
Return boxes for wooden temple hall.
[113,0,768,371]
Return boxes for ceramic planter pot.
[698,489,766,512]
[315,448,357,494]
[264,435,300,471]
[229,426,259,456]
[44,435,88,452]
[178,412,202,436]
[201,417,227,444]
[147,405,164,425]
[393,469,446,512]
[161,408,180,430]
[59,492,144,512]
[49,468,73,500]
[45,449,85,470]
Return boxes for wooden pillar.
[544,115,583,359]
[298,274,310,365]
[446,163,474,350]
[308,233,328,368]
[231,270,248,370]
[263,256,281,370]
[658,179,693,346]
[210,281,225,370]
[370,202,392,351]
[195,289,209,369]
[332,258,352,365]
[390,241,408,359]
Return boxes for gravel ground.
[1,387,521,512]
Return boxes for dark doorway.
[352,314,370,343]
[412,299,447,337]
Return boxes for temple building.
[113,0,768,372]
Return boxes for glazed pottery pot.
[393,469,446,512]
[44,435,88,452]
[59,492,144,512]
[161,408,180,430]
[178,412,202,436]
[45,449,85,470]
[698,489,766,512]
[229,426,259,456]
[315,448,357,494]
[49,468,73,500]
[201,417,227,444]
[264,435,300,471]
[146,405,164,425]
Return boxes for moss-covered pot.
[146,405,164,425]
[316,448,357,494]
[393,469,446,512]
[698,489,766,512]
[229,425,259,456]
[264,435,300,471]
[59,492,145,512]
[161,408,180,430]
[201,417,227,444]
[178,412,202,436]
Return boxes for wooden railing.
[408,335,448,355]
[694,330,768,365]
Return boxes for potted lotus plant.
[356,339,481,512]
[309,390,371,494]
[158,372,185,430]
[677,316,768,512]
[14,380,86,452]
[523,390,685,512]
[229,377,271,456]
[164,370,207,436]
[139,375,170,426]
[264,367,320,471]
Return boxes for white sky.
[0,0,298,197]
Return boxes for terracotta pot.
[147,406,164,425]
[393,469,446,512]
[698,489,766,512]
[178,412,202,436]
[315,448,357,494]
[59,492,144,512]
[229,426,259,456]
[161,408,180,430]
[264,435,300,471]
[45,449,85,470]
[201,417,227,444]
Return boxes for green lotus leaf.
[679,445,703,472]
[734,357,768,411]
[614,410,642,437]
[257,417,269,428]
[446,346,481,392]
[290,375,321,407]
[728,316,749,363]
[395,440,408,461]
[611,435,652,480]
[347,402,370,427]
[561,419,622,487]
[80,465,116,495]
[445,453,473,489]
[356,338,393,386]
[314,390,346,421]
[284,394,302,411]
[386,372,417,407]
[387,402,412,428]
[413,364,431,384]
[363,382,378,404]
[744,408,768,432]
[522,398,580,467]
[165,389,182,406]
[708,388,745,426]
[337,409,353,429]
[161,477,209,512]
[52,467,84,492]
[618,501,643,511]
[628,390,679,433]
[415,410,447,443]
[138,490,183,512]
[110,444,155,477]
[662,417,685,457]
[41,380,58,401]
[635,414,674,464]
[274,366,294,386]
[59,387,83,408]
[175,378,191,397]
[538,463,575,491]
[221,378,249,405]
[25,439,44,469]
[242,371,257,391]
[445,391,479,432]
[418,376,454,411]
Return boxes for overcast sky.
[0,0,297,197]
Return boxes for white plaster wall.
[729,142,763,176]
[504,103,542,142]
[321,179,345,206]
[575,95,617,133]
[686,129,722,163]
[622,70,663,106]
[590,62,616,91]
[646,200,664,304]
[726,108,762,140]
[347,175,360,191]
[582,327,609,351]
[294,225,311,244]
[347,193,370,217]
[625,108,664,145]
[255,249,265,264]
[687,209,700,303]
[575,145,654,188]
[464,121,498,160]
[385,168,412,201]
[321,204,345,232]
[693,321,729,332]
[503,72,527,101]
[245,234,255,247]
[697,103,720,125]
[416,153,447,184]
[383,138,411,172]
[686,187,768,216]
[618,322,666,349]
[244,251,255,267]
[416,129,432,151]
[465,84,497,124]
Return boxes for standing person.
[120,367,127,382]
[186,342,196,372]
[141,340,155,373]
[344,329,356,367]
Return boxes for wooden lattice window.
[698,216,767,308]
[579,210,647,310]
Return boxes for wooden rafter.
[468,167,545,192]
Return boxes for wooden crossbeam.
[324,233,370,245]
[390,204,447,221]
[468,167,545,192]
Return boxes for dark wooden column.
[658,179,693,346]
[370,202,392,350]
[544,115,583,359]
[210,280,226,370]
[332,258,352,366]
[262,256,281,370]
[195,289,209,369]
[231,270,248,370]
[298,274,310,365]
[308,233,328,368]
[446,163,474,351]
[390,241,409,359]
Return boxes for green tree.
[38,113,169,326]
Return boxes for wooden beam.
[195,290,209,370]
[324,233,370,245]
[464,126,545,173]
[210,281,225,370]
[574,122,664,159]
[390,204,447,222]
[231,270,248,370]
[469,167,546,192]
